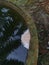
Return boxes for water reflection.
[0,6,28,65]
[6,44,28,63]
[1,8,9,13]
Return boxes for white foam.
[21,29,30,49]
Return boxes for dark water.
[0,5,28,65]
